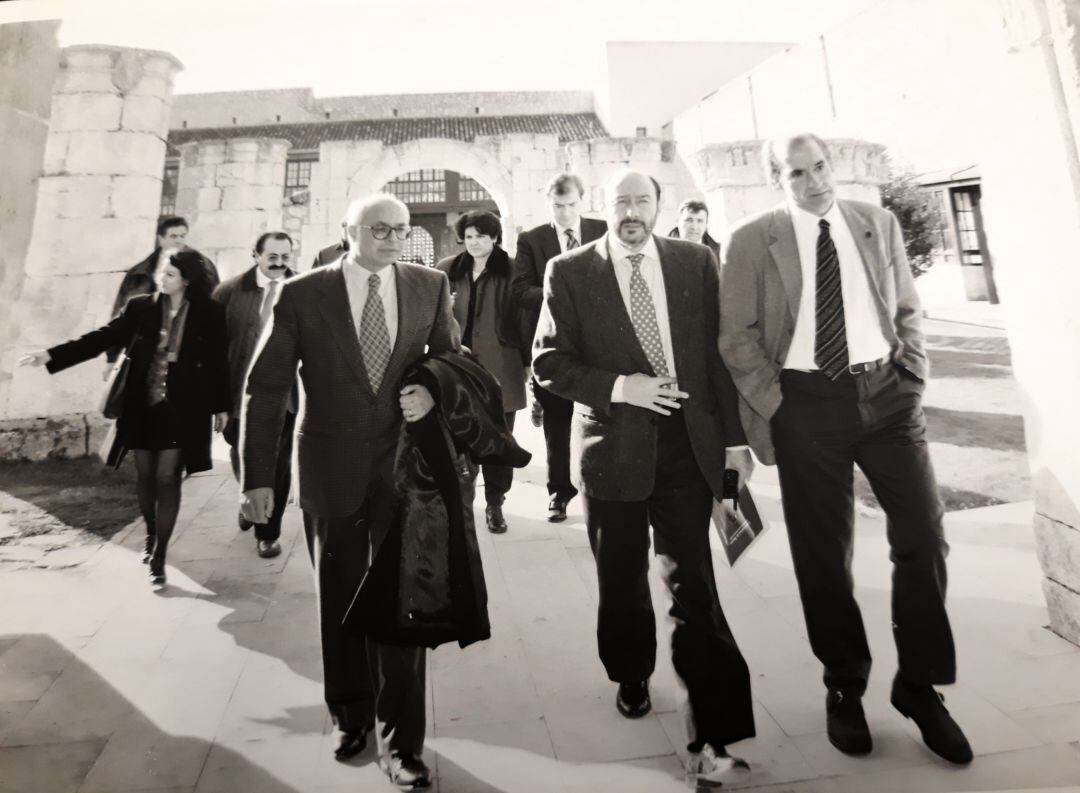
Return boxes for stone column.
[2,44,182,460]
[0,20,61,458]
[175,138,291,280]
[978,0,1080,644]
[689,138,887,234]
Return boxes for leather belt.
[848,356,890,375]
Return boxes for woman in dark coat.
[21,250,230,586]
[436,211,526,535]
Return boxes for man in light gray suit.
[718,132,971,766]
[240,194,458,789]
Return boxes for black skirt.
[120,400,182,451]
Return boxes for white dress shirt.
[605,234,677,402]
[343,258,398,352]
[784,201,890,371]
[555,221,584,253]
[254,267,286,315]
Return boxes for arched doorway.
[380,168,500,265]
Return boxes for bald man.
[533,170,755,786]
[240,194,459,789]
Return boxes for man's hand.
[623,374,688,416]
[399,384,435,423]
[241,488,274,524]
[213,412,229,433]
[724,447,755,487]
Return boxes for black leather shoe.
[891,676,972,764]
[547,496,568,523]
[379,751,431,789]
[333,728,370,762]
[238,511,252,532]
[616,680,651,719]
[486,504,508,534]
[826,690,872,755]
[257,539,282,558]
[141,534,156,564]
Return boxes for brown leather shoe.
[379,751,431,789]
[256,539,281,558]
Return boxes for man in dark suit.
[667,198,721,259]
[511,172,606,522]
[718,132,971,765]
[213,231,297,559]
[240,194,459,789]
[533,170,756,786]
[312,215,349,269]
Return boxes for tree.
[879,166,942,278]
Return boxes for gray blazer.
[717,198,927,464]
[241,260,459,517]
[533,233,746,502]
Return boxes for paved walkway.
[2,308,1079,792]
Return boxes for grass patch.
[0,456,140,541]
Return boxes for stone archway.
[345,138,516,251]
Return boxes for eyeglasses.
[356,224,412,241]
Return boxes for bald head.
[346,193,411,271]
[604,170,661,250]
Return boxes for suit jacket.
[312,242,347,269]
[667,226,721,260]
[510,217,607,360]
[718,199,926,464]
[240,260,460,517]
[47,294,230,474]
[532,233,746,502]
[212,265,297,418]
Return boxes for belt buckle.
[848,357,886,375]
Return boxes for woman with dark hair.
[21,249,230,587]
[436,210,526,534]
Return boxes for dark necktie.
[564,228,578,250]
[814,218,849,380]
[359,273,391,392]
[627,253,669,377]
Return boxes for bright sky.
[1,0,881,96]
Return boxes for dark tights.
[134,448,184,570]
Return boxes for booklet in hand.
[711,471,767,567]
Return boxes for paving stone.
[78,722,211,792]
[0,738,105,792]
[543,697,674,762]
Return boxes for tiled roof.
[167,113,608,155]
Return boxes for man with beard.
[533,169,756,786]
[213,231,297,558]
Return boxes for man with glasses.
[240,195,458,789]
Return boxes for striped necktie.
[564,228,578,250]
[813,218,849,379]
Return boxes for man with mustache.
[213,231,297,558]
[533,169,756,786]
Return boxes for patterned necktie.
[814,219,849,380]
[565,228,579,250]
[359,273,392,392]
[259,279,280,332]
[627,253,669,377]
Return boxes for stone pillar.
[566,137,699,235]
[175,138,291,280]
[689,138,887,234]
[978,0,1080,644]
[2,44,182,460]
[0,21,62,457]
